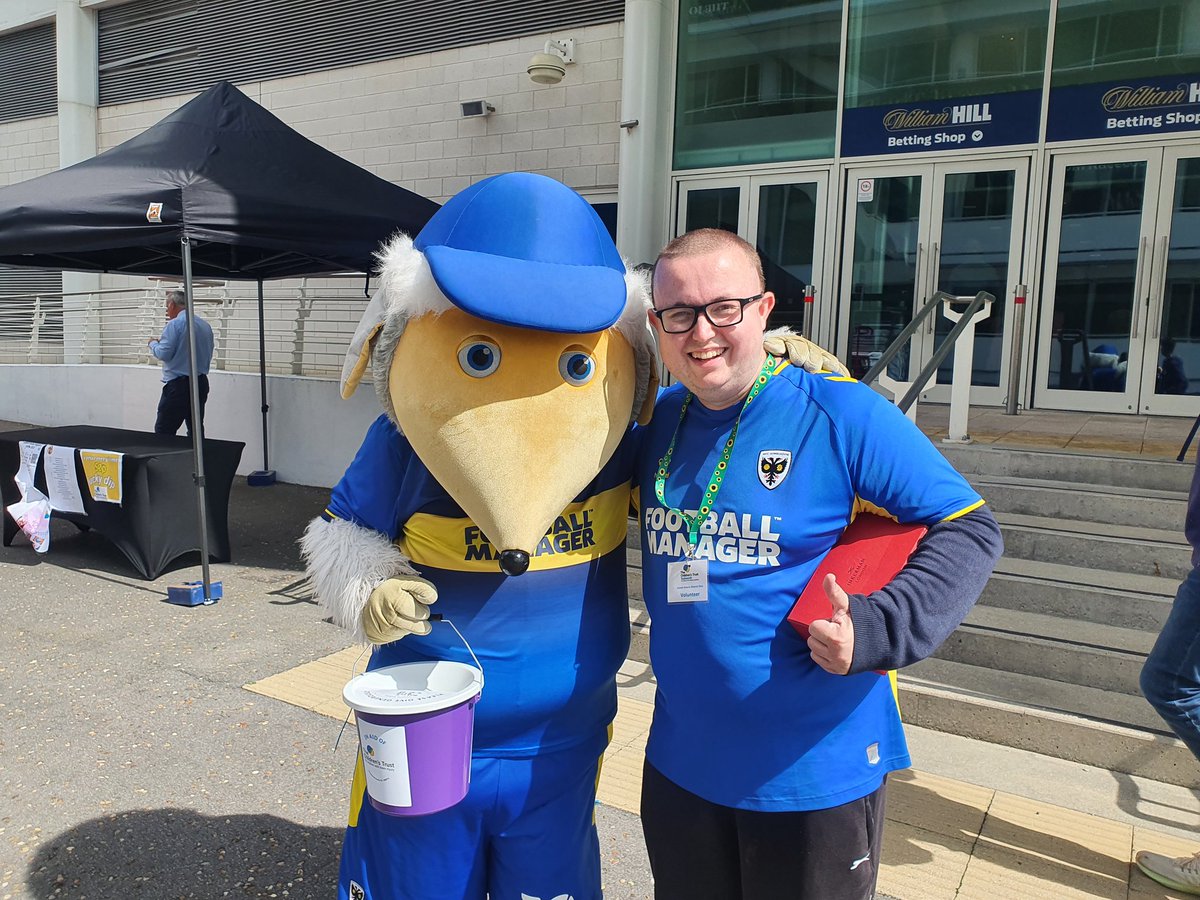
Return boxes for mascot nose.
[498,550,531,577]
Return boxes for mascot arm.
[300,416,437,644]
[301,516,432,644]
[763,328,850,377]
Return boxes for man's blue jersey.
[327,414,638,757]
[637,363,984,812]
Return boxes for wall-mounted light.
[460,99,495,118]
[527,38,575,86]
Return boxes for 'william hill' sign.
[1048,75,1200,141]
[842,90,1040,157]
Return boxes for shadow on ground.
[28,809,342,899]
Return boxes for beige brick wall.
[97,22,624,204]
[0,114,58,186]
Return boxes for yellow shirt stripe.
[398,482,632,573]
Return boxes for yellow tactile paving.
[877,820,973,900]
[596,745,646,815]
[247,648,1200,899]
[886,769,994,842]
[956,843,1127,900]
[610,695,652,750]
[244,644,364,713]
[981,793,1133,875]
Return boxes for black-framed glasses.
[652,294,764,334]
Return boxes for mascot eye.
[458,340,501,378]
[559,351,596,386]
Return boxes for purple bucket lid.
[343,660,484,717]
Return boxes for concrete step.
[974,476,1186,529]
[939,444,1193,492]
[937,605,1152,695]
[906,655,1169,735]
[981,558,1176,632]
[897,673,1199,788]
[996,512,1191,580]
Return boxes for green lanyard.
[654,354,777,556]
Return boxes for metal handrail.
[861,290,995,413]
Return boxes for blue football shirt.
[637,363,983,811]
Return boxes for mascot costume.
[301,172,843,900]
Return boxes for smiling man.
[636,228,1003,900]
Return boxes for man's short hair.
[165,289,185,307]
[654,228,766,293]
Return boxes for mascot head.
[341,173,656,576]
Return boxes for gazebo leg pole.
[180,237,214,601]
[248,278,275,486]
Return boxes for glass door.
[1136,149,1200,414]
[675,172,830,334]
[840,167,931,381]
[1035,150,1162,413]
[748,173,829,333]
[840,160,1028,403]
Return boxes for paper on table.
[15,441,44,500]
[79,449,124,504]
[44,445,85,514]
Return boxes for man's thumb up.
[807,574,855,675]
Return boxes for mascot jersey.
[325,413,638,757]
[637,363,984,812]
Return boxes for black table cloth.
[1,425,244,579]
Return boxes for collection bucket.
[343,660,484,817]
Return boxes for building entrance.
[838,158,1029,406]
[1036,147,1200,414]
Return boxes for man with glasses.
[637,228,1003,899]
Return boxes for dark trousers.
[640,761,887,900]
[154,374,209,437]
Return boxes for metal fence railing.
[0,277,375,377]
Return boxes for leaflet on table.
[15,441,44,500]
[78,449,124,504]
[5,496,50,552]
[45,445,86,514]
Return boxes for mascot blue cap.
[413,172,626,333]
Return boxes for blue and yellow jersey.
[637,364,984,812]
[326,414,639,757]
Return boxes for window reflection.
[1052,0,1200,86]
[674,0,840,168]
[1048,162,1146,392]
[845,0,1049,108]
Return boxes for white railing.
[0,277,375,377]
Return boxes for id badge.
[667,557,708,604]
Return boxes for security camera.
[527,38,575,86]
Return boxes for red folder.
[787,514,927,641]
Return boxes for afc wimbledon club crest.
[758,450,792,489]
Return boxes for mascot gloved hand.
[765,327,850,377]
[361,575,438,643]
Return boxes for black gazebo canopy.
[0,80,439,277]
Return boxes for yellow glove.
[763,330,850,378]
[361,575,439,644]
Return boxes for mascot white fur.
[301,172,842,900]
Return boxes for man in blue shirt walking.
[148,289,214,436]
